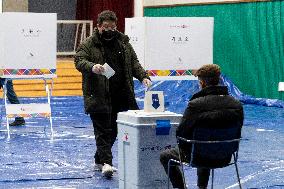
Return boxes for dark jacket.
[74,30,149,113]
[176,85,244,148]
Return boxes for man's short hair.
[97,10,118,25]
[195,64,221,86]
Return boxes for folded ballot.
[102,63,115,79]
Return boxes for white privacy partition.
[0,13,57,139]
[0,13,56,78]
[125,17,214,80]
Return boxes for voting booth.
[0,13,57,138]
[117,110,182,189]
[125,17,214,79]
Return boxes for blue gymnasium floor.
[0,79,284,189]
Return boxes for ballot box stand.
[2,76,55,139]
[117,110,182,189]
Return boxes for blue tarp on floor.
[0,76,283,188]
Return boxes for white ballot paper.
[102,63,115,79]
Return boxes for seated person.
[160,64,243,189]
[0,79,25,126]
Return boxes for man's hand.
[142,78,152,88]
[92,64,105,74]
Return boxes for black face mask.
[101,30,118,41]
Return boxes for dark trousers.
[160,148,210,188]
[0,79,24,121]
[90,97,130,166]
[90,111,118,166]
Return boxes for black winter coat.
[176,86,244,149]
[74,30,149,113]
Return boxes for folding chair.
[167,127,242,189]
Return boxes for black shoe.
[9,119,25,126]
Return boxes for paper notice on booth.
[102,63,115,79]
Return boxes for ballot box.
[117,110,182,189]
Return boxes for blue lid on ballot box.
[156,120,171,135]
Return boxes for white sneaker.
[94,163,117,172]
[102,163,113,178]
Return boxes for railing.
[57,20,93,56]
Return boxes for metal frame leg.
[211,169,214,189]
[167,160,171,189]
[177,146,187,189]
[44,79,54,140]
[233,154,242,189]
[3,79,10,139]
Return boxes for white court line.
[225,166,282,189]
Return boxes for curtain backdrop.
[144,1,284,100]
[76,0,134,33]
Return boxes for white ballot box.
[117,110,182,189]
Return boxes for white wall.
[0,0,2,13]
[134,0,143,17]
